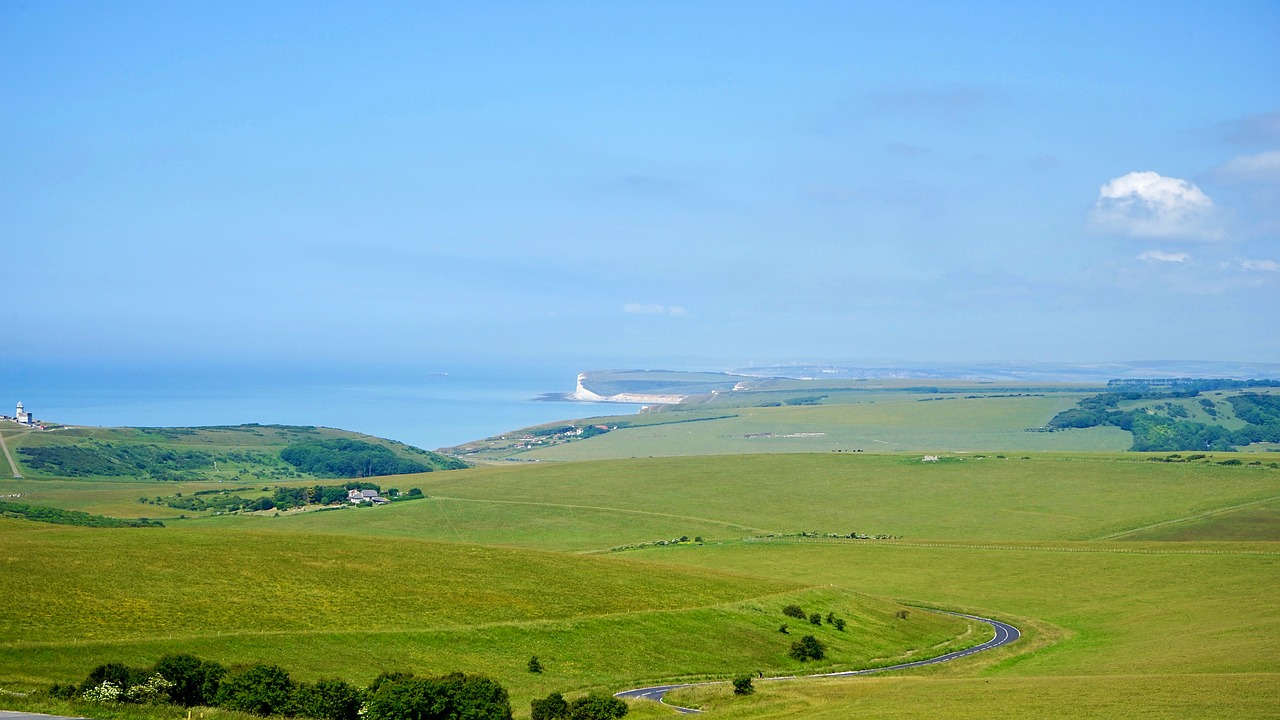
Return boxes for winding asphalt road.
[614,611,1020,714]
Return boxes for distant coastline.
[570,373,688,405]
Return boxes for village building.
[347,488,388,505]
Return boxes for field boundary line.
[1089,494,1280,541]
[428,495,774,534]
[743,537,1280,557]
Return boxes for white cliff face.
[573,373,686,405]
[573,374,609,402]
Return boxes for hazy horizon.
[3,2,1277,369]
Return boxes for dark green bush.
[81,662,149,693]
[46,683,78,699]
[531,691,569,720]
[153,653,225,707]
[732,675,755,695]
[366,671,415,695]
[789,635,826,662]
[567,693,627,720]
[364,673,512,720]
[781,604,806,619]
[295,679,364,720]
[215,664,296,716]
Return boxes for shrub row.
[49,656,633,720]
[48,657,515,720]
[0,500,163,528]
[530,691,626,720]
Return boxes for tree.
[81,662,147,694]
[808,612,822,626]
[153,653,225,707]
[789,635,826,662]
[834,618,846,631]
[567,693,627,720]
[215,664,296,716]
[295,679,363,720]
[781,605,806,620]
[364,673,512,720]
[732,675,755,695]
[528,656,544,673]
[531,692,569,720]
[367,671,415,695]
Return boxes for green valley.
[1,445,1277,719]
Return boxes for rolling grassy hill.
[2,424,465,482]
[449,376,1280,462]
[0,517,977,707]
[1,449,1277,718]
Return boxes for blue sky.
[3,1,1278,371]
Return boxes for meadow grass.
[0,519,980,710]
[632,540,1280,677]
[1120,496,1280,541]
[656,673,1279,719]
[0,587,978,705]
[392,453,1280,544]
[217,497,762,553]
[0,477,276,519]
[511,396,1130,460]
[3,450,1279,718]
[0,520,799,645]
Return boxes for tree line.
[46,655,627,720]
[1044,391,1280,452]
[0,500,163,528]
[279,439,436,477]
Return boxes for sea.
[1,360,639,450]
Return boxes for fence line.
[743,537,1278,557]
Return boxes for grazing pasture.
[1,450,1277,718]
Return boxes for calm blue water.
[1,361,637,450]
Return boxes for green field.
[447,392,1130,462]
[517,398,1130,460]
[0,516,977,708]
[448,378,1280,463]
[1,450,1278,718]
[1,424,464,482]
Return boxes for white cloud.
[1215,151,1280,183]
[1091,171,1221,240]
[1137,250,1190,263]
[1241,258,1279,272]
[623,303,689,316]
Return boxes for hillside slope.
[2,423,467,481]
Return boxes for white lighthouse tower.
[15,402,31,425]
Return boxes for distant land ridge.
[573,373,689,405]
[570,370,750,405]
